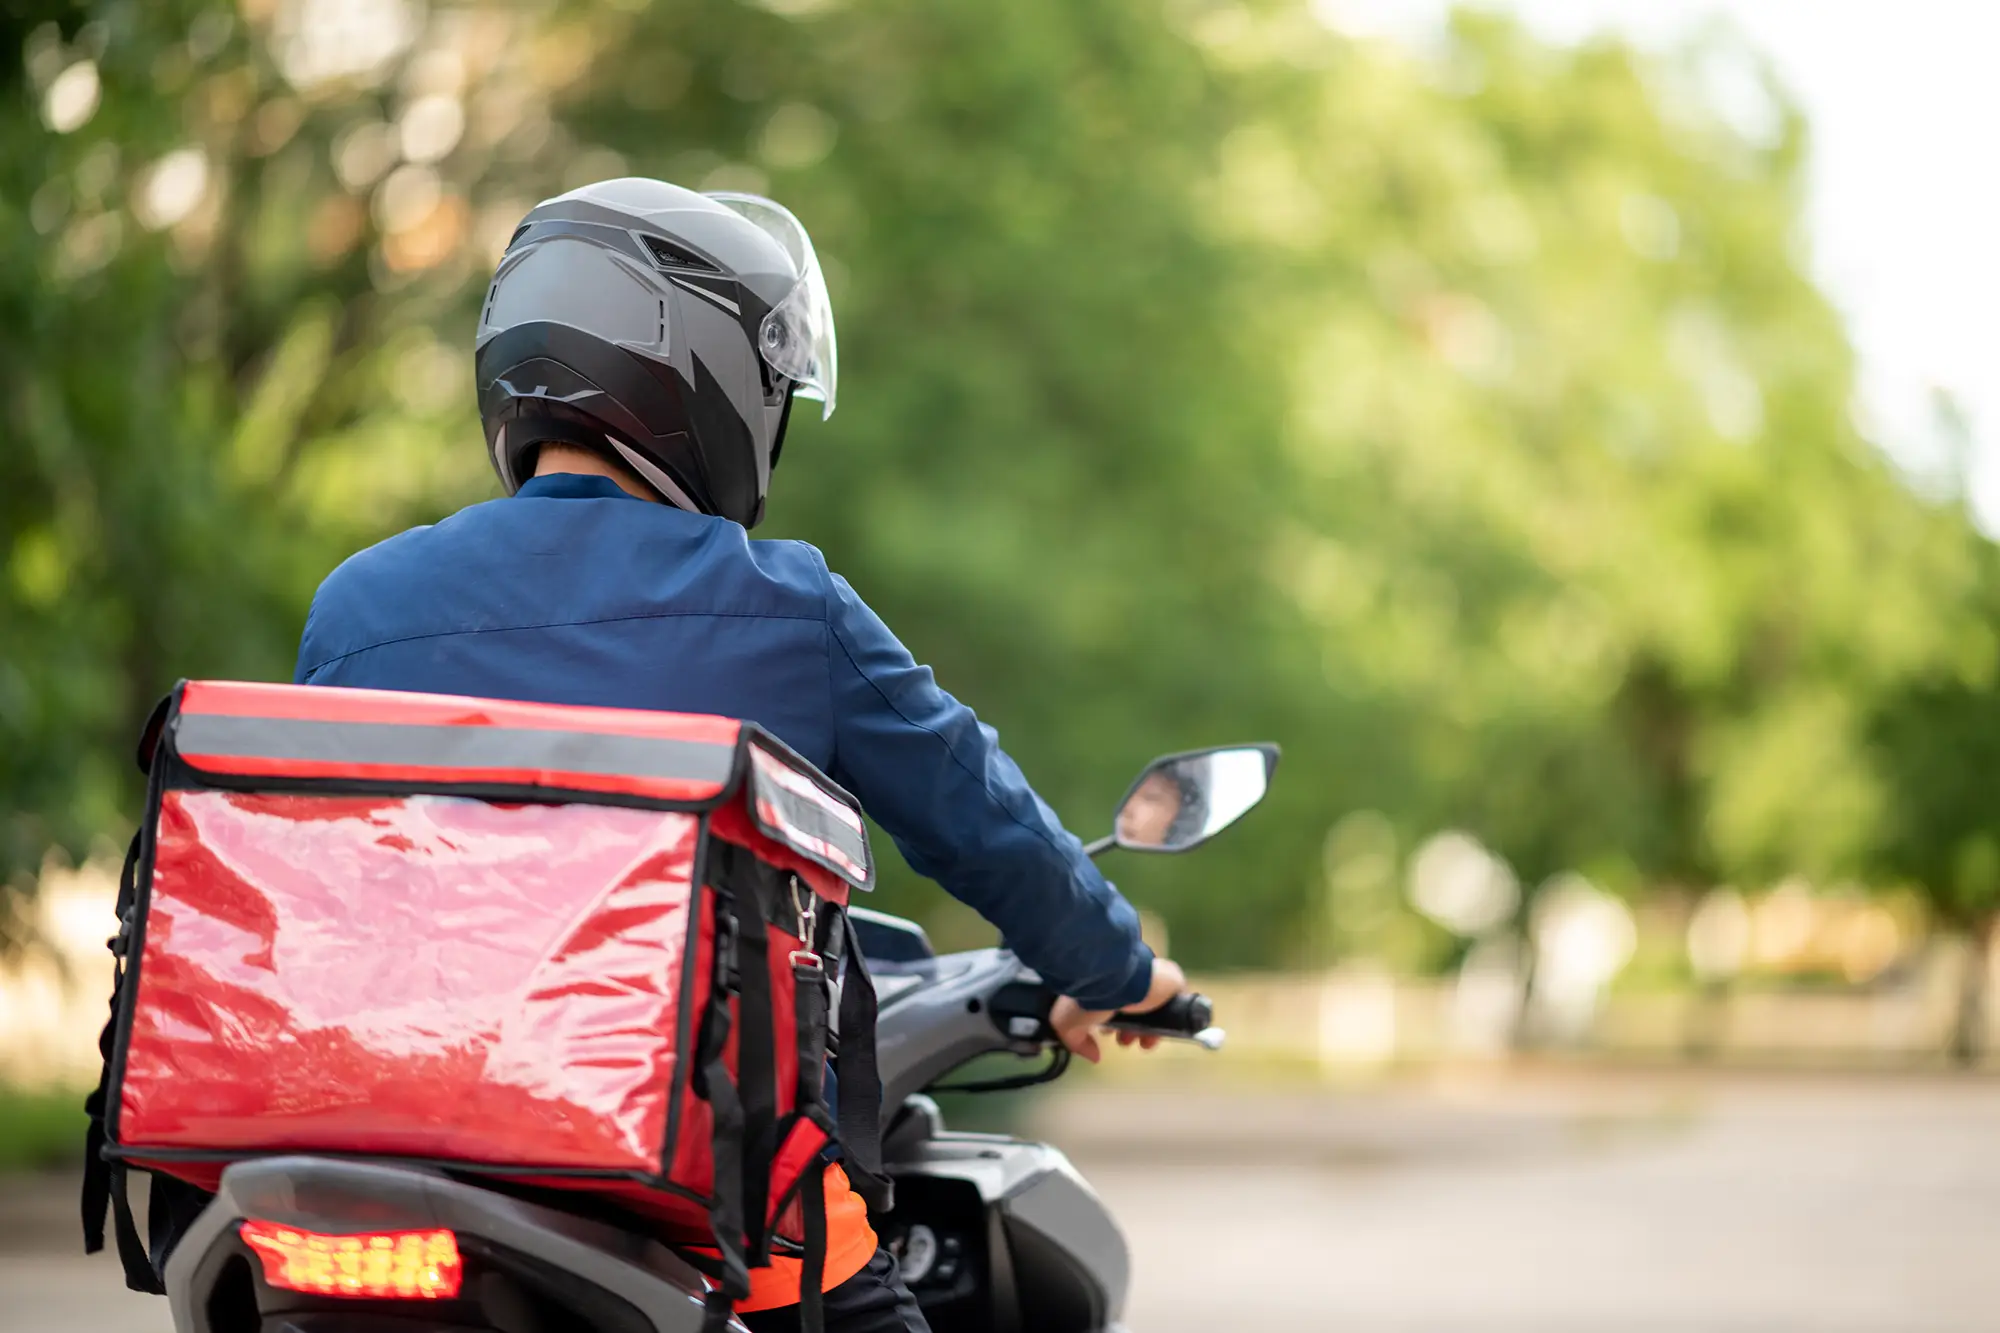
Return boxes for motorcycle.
[156,743,1277,1332]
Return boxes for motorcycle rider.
[284,178,1189,1333]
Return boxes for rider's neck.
[533,444,659,503]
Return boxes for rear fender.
[162,1157,716,1333]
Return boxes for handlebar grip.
[1106,992,1214,1037]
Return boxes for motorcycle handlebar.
[1103,992,1225,1050]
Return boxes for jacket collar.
[513,473,645,502]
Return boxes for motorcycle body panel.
[879,1116,1130,1333]
[873,950,1046,1116]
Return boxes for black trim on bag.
[135,690,176,775]
[173,713,738,787]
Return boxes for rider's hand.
[1050,957,1188,1064]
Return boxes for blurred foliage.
[0,1083,90,1170]
[1867,536,2000,933]
[4,0,1997,971]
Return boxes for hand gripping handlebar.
[1103,993,1226,1050]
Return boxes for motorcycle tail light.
[239,1220,463,1300]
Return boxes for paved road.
[1053,1071,2000,1332]
[6,1070,1996,1331]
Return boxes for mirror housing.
[1107,744,1279,854]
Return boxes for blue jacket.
[294,472,1153,1011]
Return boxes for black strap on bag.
[799,1161,829,1333]
[692,903,751,1326]
[735,889,778,1269]
[793,958,831,1117]
[790,939,834,1333]
[834,914,893,1214]
[81,831,137,1255]
[781,909,888,1333]
[707,842,785,1270]
[84,693,178,1292]
[107,1163,159,1293]
[81,830,165,1294]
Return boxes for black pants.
[740,1250,930,1333]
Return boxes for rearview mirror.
[1111,744,1279,853]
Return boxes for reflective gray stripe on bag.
[174,713,738,785]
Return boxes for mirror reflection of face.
[1117,769,1185,848]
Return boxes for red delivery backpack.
[82,680,890,1320]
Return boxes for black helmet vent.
[642,234,720,273]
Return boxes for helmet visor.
[707,191,837,420]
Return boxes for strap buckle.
[107,906,135,958]
[788,876,819,971]
[713,907,741,989]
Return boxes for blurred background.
[3,0,1998,1328]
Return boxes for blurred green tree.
[1869,535,2000,1064]
[1,0,559,897]
[1235,11,1979,936]
[560,0,1330,956]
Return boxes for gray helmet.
[475,178,836,526]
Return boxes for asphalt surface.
[6,1069,1996,1332]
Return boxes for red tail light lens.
[239,1220,463,1300]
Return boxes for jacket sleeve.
[823,570,1155,1011]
